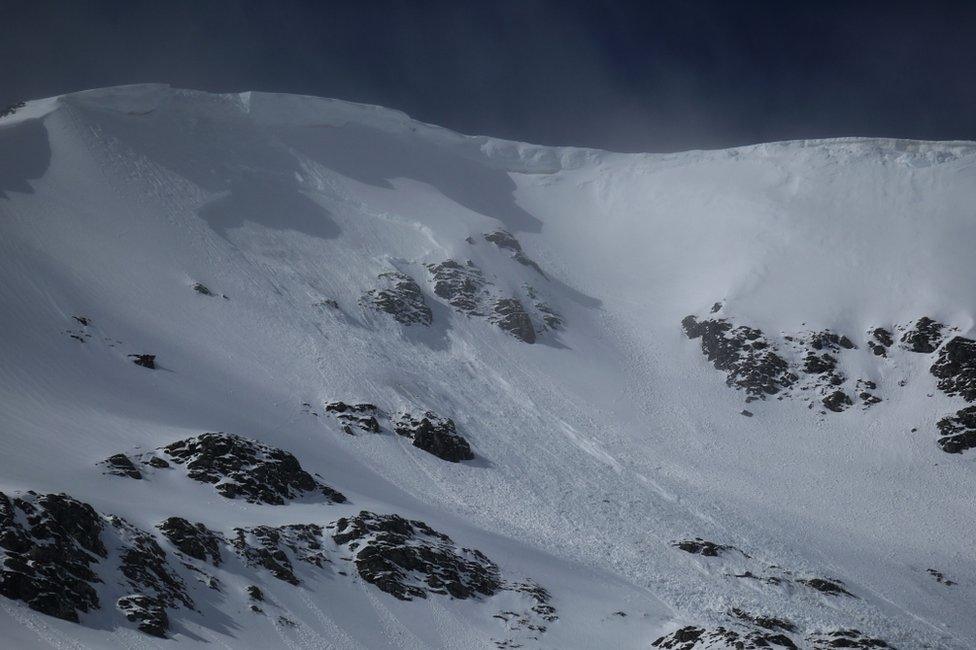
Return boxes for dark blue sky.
[3,1,975,152]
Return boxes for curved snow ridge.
[24,84,976,175]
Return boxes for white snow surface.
[0,83,974,648]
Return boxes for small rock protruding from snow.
[101,453,143,479]
[822,390,853,413]
[129,354,156,369]
[192,281,215,296]
[483,230,546,278]
[671,538,740,557]
[797,576,856,597]
[325,401,381,433]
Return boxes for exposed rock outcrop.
[652,625,798,649]
[491,298,536,343]
[117,594,169,637]
[393,411,474,462]
[427,260,488,315]
[325,401,382,434]
[672,538,738,557]
[158,517,224,566]
[936,406,976,453]
[900,317,944,353]
[361,271,432,326]
[807,629,893,648]
[0,492,106,622]
[930,336,976,402]
[331,511,501,601]
[232,524,328,585]
[101,453,143,479]
[107,433,345,505]
[129,354,156,369]
[682,316,796,400]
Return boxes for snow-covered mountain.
[1,84,974,649]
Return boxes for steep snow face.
[0,84,975,649]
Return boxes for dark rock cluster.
[232,524,328,585]
[109,515,193,611]
[192,282,214,296]
[808,331,856,351]
[930,336,976,401]
[808,629,893,648]
[730,608,796,633]
[0,491,106,622]
[393,411,474,462]
[325,401,382,434]
[361,271,432,326]
[104,433,345,505]
[129,354,157,369]
[427,260,489,315]
[797,577,855,597]
[117,594,169,637]
[652,625,798,649]
[158,433,345,504]
[822,390,853,413]
[868,328,893,356]
[672,538,738,557]
[681,316,796,400]
[158,517,224,566]
[491,298,536,343]
[927,568,956,586]
[0,101,26,118]
[331,511,502,601]
[900,316,944,353]
[935,406,976,453]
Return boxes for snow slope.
[0,84,974,649]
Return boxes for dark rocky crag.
[935,406,976,454]
[325,401,382,434]
[491,298,536,344]
[361,271,432,326]
[0,491,106,622]
[900,317,944,353]
[232,524,328,585]
[158,517,224,566]
[930,336,976,401]
[393,411,474,462]
[426,260,489,315]
[331,511,501,601]
[107,433,346,505]
[682,316,796,400]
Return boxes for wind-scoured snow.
[0,84,974,648]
